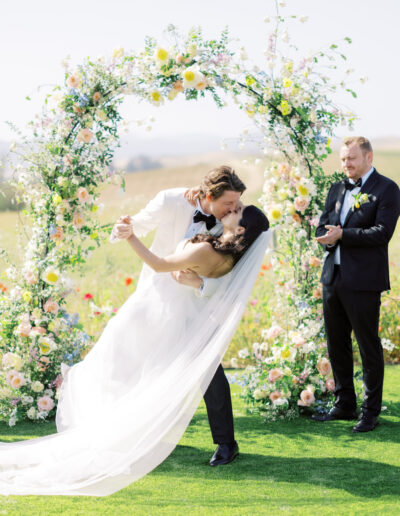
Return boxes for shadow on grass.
[156,445,400,499]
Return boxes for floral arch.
[0,16,357,424]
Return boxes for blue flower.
[314,132,328,144]
[49,224,57,236]
[78,94,89,107]
[70,313,80,326]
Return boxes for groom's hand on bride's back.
[171,269,203,289]
[184,186,201,207]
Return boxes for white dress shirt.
[334,167,374,264]
[184,200,222,239]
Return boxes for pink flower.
[297,388,315,407]
[269,391,283,402]
[249,299,258,306]
[265,325,283,340]
[44,298,60,315]
[317,357,332,376]
[77,187,91,204]
[17,322,32,337]
[268,368,284,383]
[277,162,291,178]
[66,75,81,89]
[77,128,94,143]
[30,326,46,336]
[24,270,38,285]
[292,334,306,348]
[294,197,310,213]
[37,395,55,412]
[92,91,101,102]
[10,373,26,389]
[325,378,335,393]
[73,211,85,229]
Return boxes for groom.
[112,165,246,465]
[314,136,400,432]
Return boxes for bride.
[0,196,270,496]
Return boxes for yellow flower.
[22,291,32,303]
[155,47,169,63]
[39,341,51,355]
[183,69,195,82]
[43,268,59,285]
[326,137,331,148]
[283,78,292,88]
[246,75,256,86]
[279,100,292,116]
[277,190,288,201]
[258,105,268,114]
[149,90,164,106]
[168,89,179,101]
[270,207,282,221]
[112,47,124,59]
[97,110,108,122]
[91,205,99,212]
[297,184,309,196]
[90,232,98,239]
[284,60,293,74]
[355,202,360,209]
[52,194,62,206]
[281,349,291,359]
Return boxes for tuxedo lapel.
[343,169,379,227]
[334,182,347,225]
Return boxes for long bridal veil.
[0,231,271,496]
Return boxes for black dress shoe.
[352,413,379,433]
[312,406,358,422]
[209,441,239,467]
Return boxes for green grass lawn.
[1,365,399,515]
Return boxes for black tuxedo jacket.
[316,169,400,291]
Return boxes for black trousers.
[203,365,235,444]
[323,266,384,416]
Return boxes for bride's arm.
[114,222,211,273]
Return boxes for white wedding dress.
[0,233,270,496]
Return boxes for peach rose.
[63,154,73,166]
[30,326,46,336]
[10,373,26,389]
[265,325,283,340]
[325,378,335,393]
[294,197,310,213]
[175,54,184,64]
[291,334,306,348]
[73,104,83,115]
[44,298,60,315]
[317,357,332,376]
[277,163,291,178]
[173,80,184,92]
[6,370,17,385]
[313,285,323,299]
[309,256,322,267]
[77,128,94,143]
[66,75,81,89]
[37,395,55,412]
[268,368,284,383]
[73,211,85,229]
[195,79,208,90]
[93,91,101,102]
[17,322,32,337]
[269,391,283,402]
[77,187,91,204]
[292,213,302,224]
[298,388,315,407]
[39,356,50,372]
[24,270,38,285]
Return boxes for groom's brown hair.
[199,166,246,200]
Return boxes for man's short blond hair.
[343,136,373,154]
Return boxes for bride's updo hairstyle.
[191,205,269,264]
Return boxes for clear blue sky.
[1,0,399,145]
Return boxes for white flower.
[31,381,44,393]
[27,407,37,420]
[21,395,34,405]
[148,90,164,106]
[181,66,205,89]
[238,347,250,359]
[381,338,395,352]
[42,267,60,285]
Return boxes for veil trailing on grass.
[0,231,271,496]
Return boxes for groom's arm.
[110,189,170,242]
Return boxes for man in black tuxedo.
[313,136,400,432]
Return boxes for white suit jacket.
[111,188,221,297]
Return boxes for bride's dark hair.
[190,205,269,264]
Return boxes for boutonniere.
[351,192,371,211]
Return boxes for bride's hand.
[184,186,200,207]
[113,222,134,240]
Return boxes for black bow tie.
[344,178,362,191]
[193,210,217,230]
